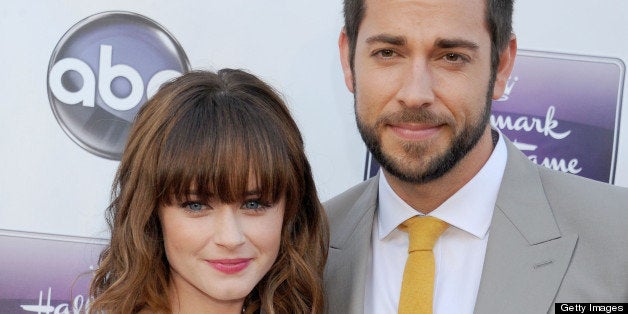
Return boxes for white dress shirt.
[364,133,508,314]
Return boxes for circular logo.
[47,11,190,160]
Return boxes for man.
[323,0,628,313]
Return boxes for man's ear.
[339,29,355,93]
[492,34,517,100]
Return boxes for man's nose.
[396,60,435,108]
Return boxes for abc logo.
[47,11,190,160]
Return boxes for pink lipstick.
[207,258,251,274]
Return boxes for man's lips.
[388,123,442,140]
[206,258,252,274]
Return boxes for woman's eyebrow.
[244,189,261,196]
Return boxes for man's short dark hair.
[343,0,514,79]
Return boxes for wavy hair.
[89,69,328,313]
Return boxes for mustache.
[375,108,453,126]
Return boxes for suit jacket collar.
[326,174,378,314]
[327,138,577,314]
[473,138,577,313]
[329,174,379,249]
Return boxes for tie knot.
[402,216,449,252]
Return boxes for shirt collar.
[377,131,508,240]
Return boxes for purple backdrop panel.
[492,50,624,183]
[0,230,106,314]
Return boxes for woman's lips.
[206,258,252,274]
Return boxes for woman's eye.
[242,199,271,212]
[243,200,262,210]
[182,201,205,212]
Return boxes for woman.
[89,69,329,313]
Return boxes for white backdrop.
[1,0,626,241]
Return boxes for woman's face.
[158,182,285,311]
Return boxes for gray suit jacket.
[324,139,628,314]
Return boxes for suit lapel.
[326,175,379,314]
[474,139,578,314]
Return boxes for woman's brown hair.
[89,69,329,313]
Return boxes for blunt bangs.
[155,89,294,207]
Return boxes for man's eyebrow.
[365,34,407,46]
[435,38,479,50]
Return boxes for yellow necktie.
[398,216,449,314]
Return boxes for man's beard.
[355,81,494,184]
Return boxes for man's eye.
[444,53,465,63]
[375,49,396,58]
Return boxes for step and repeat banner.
[1,1,627,312]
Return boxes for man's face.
[340,0,510,183]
